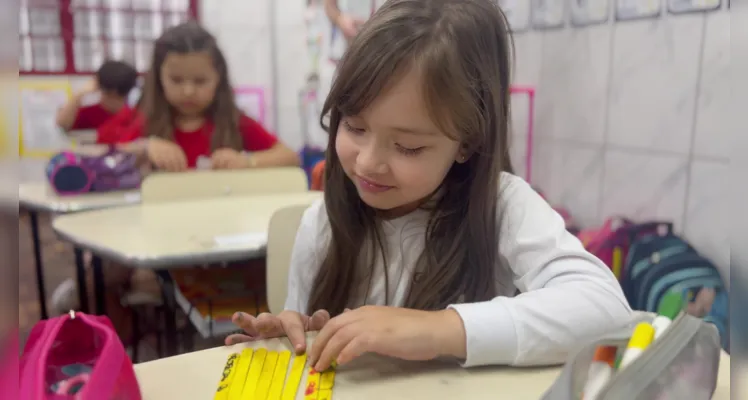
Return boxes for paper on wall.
[667,0,721,13]
[616,0,662,20]
[499,0,532,32]
[19,86,73,154]
[571,0,610,26]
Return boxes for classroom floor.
[18,212,219,362]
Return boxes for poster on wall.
[531,0,566,29]
[616,0,662,20]
[18,81,74,157]
[667,0,721,13]
[234,87,266,126]
[498,0,531,32]
[571,0,610,26]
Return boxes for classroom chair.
[266,204,311,314]
[125,168,311,358]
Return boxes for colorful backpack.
[621,232,728,350]
[46,147,141,196]
[577,218,673,280]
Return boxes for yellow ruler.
[303,367,321,399]
[217,349,336,400]
[267,351,292,400]
[281,353,307,400]
[254,350,279,399]
[214,353,240,400]
[228,349,254,400]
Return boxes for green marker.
[652,292,684,340]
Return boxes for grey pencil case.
[541,312,722,400]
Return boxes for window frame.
[20,0,200,76]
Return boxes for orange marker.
[582,346,618,400]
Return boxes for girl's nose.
[357,146,388,175]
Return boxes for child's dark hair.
[96,60,138,97]
[309,0,514,316]
[140,21,242,151]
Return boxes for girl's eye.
[170,76,184,84]
[342,120,365,134]
[193,78,207,85]
[396,144,425,156]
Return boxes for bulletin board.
[234,87,267,126]
[18,80,74,158]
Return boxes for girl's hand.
[225,310,331,354]
[147,137,188,172]
[308,306,467,372]
[211,148,251,170]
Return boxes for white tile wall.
[511,5,733,277]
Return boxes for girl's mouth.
[355,176,393,193]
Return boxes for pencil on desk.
[214,353,240,400]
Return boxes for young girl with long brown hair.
[228,0,632,370]
[121,21,298,170]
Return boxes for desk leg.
[91,255,107,315]
[73,248,90,314]
[29,211,48,320]
[157,270,178,356]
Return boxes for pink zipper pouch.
[20,312,142,400]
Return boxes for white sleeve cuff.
[448,298,519,367]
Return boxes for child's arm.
[239,115,300,168]
[56,80,98,131]
[447,176,632,367]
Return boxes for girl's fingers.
[232,312,260,337]
[335,333,370,366]
[313,326,354,372]
[224,333,255,346]
[255,313,285,338]
[278,311,308,355]
[308,309,331,331]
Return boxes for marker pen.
[652,291,683,340]
[582,345,618,400]
[618,322,655,370]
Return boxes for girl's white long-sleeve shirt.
[284,173,633,367]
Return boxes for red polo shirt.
[70,104,117,130]
[95,106,143,144]
[121,114,278,168]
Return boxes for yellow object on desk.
[214,350,337,400]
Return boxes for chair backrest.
[140,167,308,204]
[266,204,310,314]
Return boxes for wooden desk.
[53,192,321,353]
[134,333,732,400]
[19,181,141,319]
[52,192,321,268]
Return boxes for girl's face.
[335,67,465,216]
[160,51,220,117]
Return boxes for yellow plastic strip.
[320,370,335,390]
[267,351,292,400]
[242,348,267,398]
[254,351,279,400]
[612,247,622,279]
[317,389,333,400]
[228,349,254,400]
[280,353,307,400]
[214,353,240,400]
[303,367,321,400]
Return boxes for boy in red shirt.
[56,60,139,143]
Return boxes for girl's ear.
[454,144,471,164]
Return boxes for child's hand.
[308,306,466,371]
[147,137,188,172]
[225,310,331,354]
[211,148,250,169]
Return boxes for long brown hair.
[139,21,243,151]
[308,0,514,316]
